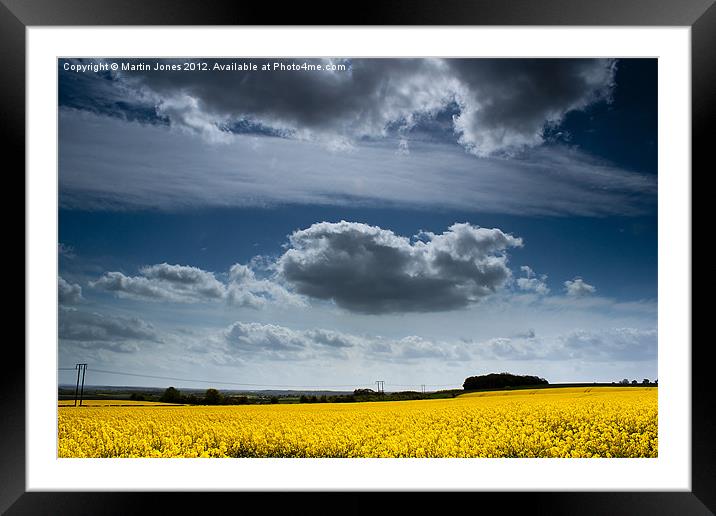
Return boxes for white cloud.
[59,110,656,216]
[473,327,656,362]
[564,277,597,297]
[58,276,83,305]
[90,264,224,303]
[367,335,470,362]
[515,266,550,295]
[558,327,657,361]
[58,243,75,258]
[190,319,657,366]
[90,262,303,309]
[226,264,306,309]
[58,306,161,353]
[218,322,358,362]
[141,263,226,299]
[156,93,234,144]
[212,321,469,364]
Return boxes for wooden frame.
[5,0,710,512]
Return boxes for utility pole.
[421,384,426,394]
[74,363,87,407]
[375,380,384,394]
[74,365,81,406]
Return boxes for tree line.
[148,375,657,407]
[615,379,657,385]
[152,387,279,405]
[462,373,548,391]
[149,386,462,405]
[461,373,658,391]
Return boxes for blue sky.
[58,58,657,390]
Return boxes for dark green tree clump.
[204,388,223,405]
[353,388,376,396]
[159,386,183,403]
[463,373,548,391]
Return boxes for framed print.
[6,0,711,513]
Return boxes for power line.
[386,383,457,390]
[386,383,457,388]
[60,367,371,389]
[57,366,460,390]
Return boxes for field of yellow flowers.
[57,387,657,458]
[58,400,183,407]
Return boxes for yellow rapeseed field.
[58,400,184,407]
[57,387,657,458]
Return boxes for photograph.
[57,56,659,459]
[5,3,707,509]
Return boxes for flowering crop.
[58,400,183,407]
[57,387,657,458]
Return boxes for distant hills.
[58,385,355,398]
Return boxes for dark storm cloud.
[277,221,522,314]
[61,58,616,156]
[59,59,168,125]
[447,59,616,155]
[119,59,445,138]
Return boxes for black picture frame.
[5,0,710,513]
